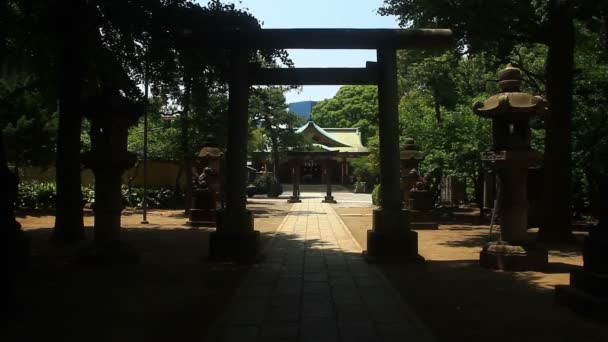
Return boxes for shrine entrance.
[180,28,452,261]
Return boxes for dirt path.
[334,206,608,342]
[17,200,291,342]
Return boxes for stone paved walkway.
[206,199,433,342]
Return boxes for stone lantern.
[188,147,223,226]
[400,138,437,229]
[473,64,548,271]
[80,91,142,264]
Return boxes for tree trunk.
[539,0,575,242]
[432,85,443,127]
[52,2,87,242]
[270,134,280,176]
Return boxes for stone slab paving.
[206,199,433,342]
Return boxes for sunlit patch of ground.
[335,206,608,342]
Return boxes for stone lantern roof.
[197,147,223,158]
[400,138,424,160]
[473,64,548,118]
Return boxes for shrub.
[121,185,185,209]
[17,181,57,209]
[372,184,382,206]
[253,172,283,198]
[353,181,367,193]
[17,181,185,210]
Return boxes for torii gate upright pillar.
[365,48,421,262]
[210,48,259,262]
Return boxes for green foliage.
[121,186,185,209]
[249,87,312,172]
[353,181,367,193]
[17,182,57,209]
[371,184,382,206]
[312,86,379,144]
[252,172,283,198]
[16,181,184,210]
[0,79,58,167]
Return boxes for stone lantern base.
[364,209,424,263]
[187,209,217,227]
[209,209,259,263]
[480,241,548,271]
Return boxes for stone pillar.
[323,160,336,203]
[340,159,346,185]
[556,176,608,319]
[498,166,528,242]
[365,48,420,262]
[288,160,302,203]
[210,48,259,262]
[79,93,141,265]
[483,171,496,209]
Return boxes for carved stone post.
[323,160,336,203]
[79,92,141,265]
[474,64,548,271]
[210,48,259,262]
[556,176,608,319]
[365,48,421,262]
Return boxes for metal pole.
[141,59,149,224]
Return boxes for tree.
[311,85,379,144]
[249,87,308,174]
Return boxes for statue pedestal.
[408,210,439,230]
[406,192,438,230]
[556,226,608,320]
[480,241,548,271]
[188,209,216,227]
[364,209,423,263]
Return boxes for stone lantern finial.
[497,64,522,92]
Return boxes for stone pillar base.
[556,270,608,320]
[211,209,259,262]
[188,209,216,227]
[75,242,139,266]
[209,230,260,263]
[287,197,301,203]
[480,241,548,271]
[322,196,337,203]
[363,209,423,263]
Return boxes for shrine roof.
[295,121,368,153]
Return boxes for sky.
[199,0,400,103]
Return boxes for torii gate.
[181,28,452,262]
